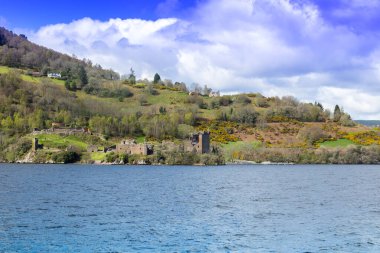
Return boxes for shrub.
[235,95,251,105]
[52,151,80,163]
[83,85,133,99]
[230,107,258,125]
[145,84,159,95]
[105,152,128,164]
[255,97,270,108]
[298,125,329,146]
[219,96,233,106]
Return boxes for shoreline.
[2,160,379,166]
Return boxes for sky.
[1,0,380,119]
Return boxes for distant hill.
[355,120,380,126]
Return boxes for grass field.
[136,136,145,143]
[0,66,65,85]
[35,134,89,150]
[0,66,9,74]
[90,152,106,161]
[320,139,356,148]
[223,141,262,159]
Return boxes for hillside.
[1,27,380,165]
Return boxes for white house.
[47,73,61,78]
[209,91,220,97]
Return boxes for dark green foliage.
[64,79,78,91]
[78,65,88,86]
[0,33,6,46]
[16,138,32,157]
[105,152,118,163]
[159,106,167,114]
[83,85,133,99]
[52,151,80,163]
[105,152,128,164]
[153,73,161,84]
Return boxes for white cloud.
[27,0,380,119]
[317,87,380,119]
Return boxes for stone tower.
[32,138,39,151]
[190,131,210,154]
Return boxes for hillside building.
[47,73,61,78]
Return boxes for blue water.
[1,164,380,252]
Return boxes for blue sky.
[0,0,198,28]
[2,0,379,32]
[1,0,380,119]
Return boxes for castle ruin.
[116,140,154,155]
[32,138,43,151]
[185,131,210,154]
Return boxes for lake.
[0,164,380,252]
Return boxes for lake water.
[1,164,380,252]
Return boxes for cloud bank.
[28,0,380,119]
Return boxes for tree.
[236,95,251,105]
[334,105,342,122]
[315,102,324,110]
[78,65,88,86]
[298,126,328,146]
[1,116,14,129]
[0,33,7,46]
[70,81,77,91]
[231,107,258,125]
[202,85,211,96]
[340,113,355,126]
[153,73,161,84]
[52,151,81,163]
[128,68,136,85]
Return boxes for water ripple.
[1,164,380,252]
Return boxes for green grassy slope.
[320,139,356,148]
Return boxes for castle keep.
[186,131,210,154]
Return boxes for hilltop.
[1,27,380,165]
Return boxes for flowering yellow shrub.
[345,131,380,145]
[197,121,240,143]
